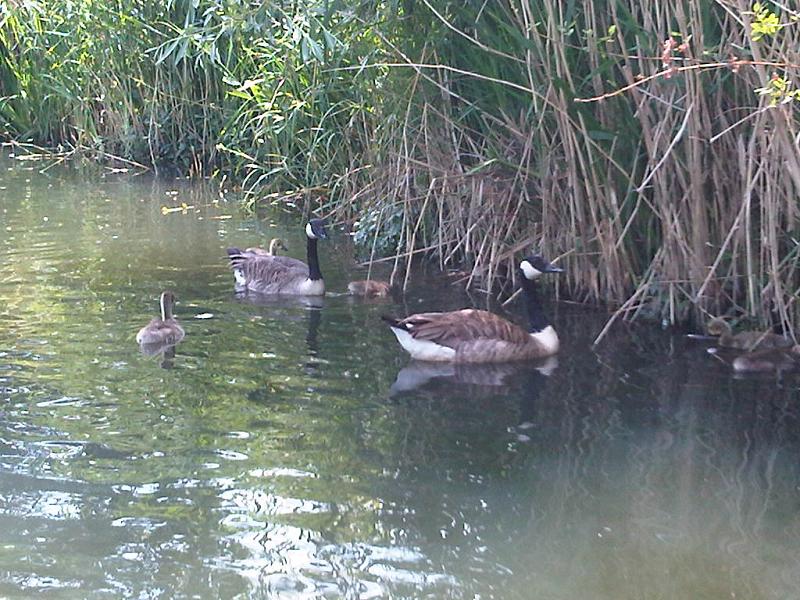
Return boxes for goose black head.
[306,218,329,240]
[519,254,563,280]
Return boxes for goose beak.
[544,264,564,273]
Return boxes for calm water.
[1,158,799,599]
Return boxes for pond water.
[1,157,799,599]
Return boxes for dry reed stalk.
[322,0,800,334]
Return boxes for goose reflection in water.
[244,306,324,409]
[389,357,558,397]
[386,357,559,456]
[233,290,325,311]
[232,292,322,355]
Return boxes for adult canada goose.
[382,254,563,363]
[731,345,800,373]
[226,218,328,295]
[707,317,793,351]
[246,237,287,257]
[136,291,185,346]
[348,279,391,297]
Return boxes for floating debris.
[161,202,194,215]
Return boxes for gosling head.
[270,238,288,253]
[305,218,329,240]
[706,317,731,337]
[519,254,563,280]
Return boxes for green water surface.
[0,158,799,599]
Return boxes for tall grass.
[337,0,800,335]
[0,0,382,180]
[2,0,799,332]
[0,1,228,169]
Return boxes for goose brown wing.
[400,309,530,348]
[232,254,309,285]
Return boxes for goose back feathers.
[382,309,558,362]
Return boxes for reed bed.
[335,0,800,335]
[2,0,799,332]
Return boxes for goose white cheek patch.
[520,260,542,280]
[305,222,317,239]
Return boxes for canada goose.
[707,317,793,351]
[348,279,391,297]
[382,254,563,363]
[246,238,287,257]
[136,291,185,346]
[226,218,328,295]
[731,345,800,373]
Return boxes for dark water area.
[1,157,799,599]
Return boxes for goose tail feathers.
[226,248,246,268]
[381,315,406,330]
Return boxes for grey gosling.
[246,237,288,257]
[707,317,793,351]
[348,280,391,297]
[136,291,185,346]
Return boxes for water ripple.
[0,163,798,599]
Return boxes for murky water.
[1,157,800,599]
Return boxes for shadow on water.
[0,157,799,598]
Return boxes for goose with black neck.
[226,218,328,295]
[382,254,562,363]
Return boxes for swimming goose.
[732,345,800,373]
[348,279,391,297]
[246,238,287,257]
[707,317,793,351]
[227,219,328,295]
[382,254,563,363]
[136,291,185,346]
